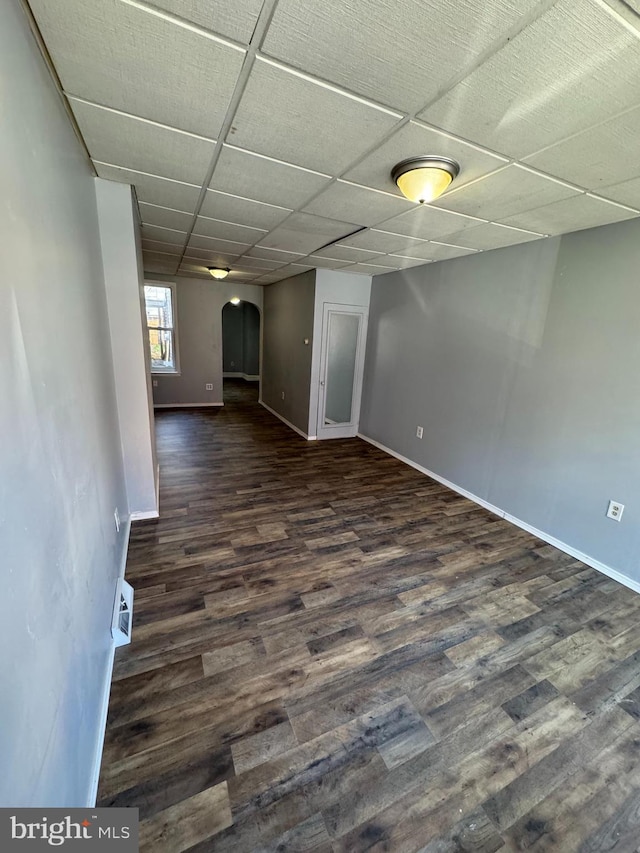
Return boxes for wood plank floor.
[99,381,640,852]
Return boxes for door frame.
[316,302,369,440]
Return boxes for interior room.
[3,0,640,849]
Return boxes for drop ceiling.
[28,0,640,284]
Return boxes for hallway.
[99,400,640,852]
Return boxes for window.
[144,283,179,373]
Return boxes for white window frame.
[144,281,180,375]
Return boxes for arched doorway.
[222,300,260,403]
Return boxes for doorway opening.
[222,300,260,404]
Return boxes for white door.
[316,303,368,440]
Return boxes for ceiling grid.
[25,0,640,283]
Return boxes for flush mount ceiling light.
[229,297,241,305]
[208,267,230,279]
[391,156,460,204]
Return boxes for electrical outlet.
[205,383,213,391]
[114,507,120,533]
[230,361,235,367]
[281,391,285,400]
[607,500,624,522]
[416,426,423,439]
[152,380,158,387]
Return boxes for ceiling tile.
[141,239,184,255]
[252,273,284,285]
[268,264,314,280]
[183,251,240,267]
[143,253,180,274]
[344,121,506,196]
[95,163,201,211]
[226,270,269,282]
[598,176,640,209]
[608,0,640,15]
[230,59,400,174]
[30,0,243,138]
[420,0,640,159]
[262,0,539,113]
[210,146,331,208]
[256,212,358,254]
[397,242,478,261]
[140,224,188,245]
[194,216,266,244]
[378,203,484,241]
[388,255,433,269]
[432,165,580,220]
[342,263,395,275]
[150,0,263,43]
[243,247,305,263]
[188,234,252,254]
[443,222,543,250]
[307,256,353,269]
[233,256,284,270]
[179,260,223,276]
[498,194,639,235]
[184,246,243,261]
[302,181,413,227]
[362,254,413,268]
[312,245,384,263]
[524,106,640,190]
[200,190,291,230]
[70,99,215,185]
[336,229,431,254]
[138,202,194,231]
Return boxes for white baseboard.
[358,435,503,517]
[358,433,640,597]
[223,372,260,381]
[154,402,224,409]
[260,400,314,440]
[502,513,640,596]
[87,517,131,806]
[130,509,160,520]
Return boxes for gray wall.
[150,276,263,405]
[262,271,316,434]
[360,219,640,584]
[0,1,128,805]
[96,179,158,517]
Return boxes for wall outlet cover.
[607,500,624,521]
[416,426,424,439]
[205,383,213,391]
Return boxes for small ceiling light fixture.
[208,267,230,280]
[391,156,460,204]
[229,297,241,305]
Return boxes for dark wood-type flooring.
[99,383,640,852]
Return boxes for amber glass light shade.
[208,267,229,279]
[391,157,460,204]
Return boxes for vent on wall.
[112,578,134,647]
